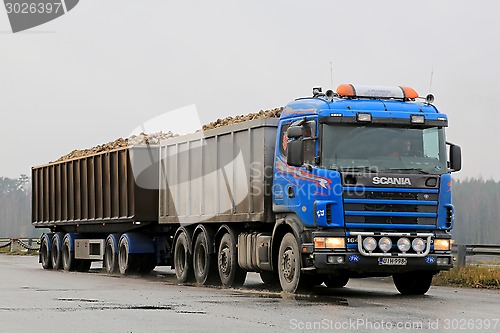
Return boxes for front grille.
[343,187,438,226]
[345,190,438,201]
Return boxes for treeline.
[0,176,499,244]
[452,178,500,245]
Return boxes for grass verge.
[433,266,500,289]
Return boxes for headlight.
[434,239,451,251]
[397,237,411,252]
[325,237,345,249]
[314,237,345,249]
[363,237,377,252]
[412,238,426,253]
[378,237,392,252]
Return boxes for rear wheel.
[104,237,118,274]
[174,231,193,283]
[193,230,219,285]
[218,233,246,288]
[118,237,138,275]
[323,275,349,288]
[393,271,433,295]
[278,233,301,293]
[40,235,52,270]
[50,234,63,270]
[62,237,78,271]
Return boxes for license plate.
[378,257,407,266]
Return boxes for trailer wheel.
[174,231,193,283]
[104,238,118,274]
[62,237,78,271]
[218,233,246,288]
[118,237,137,275]
[193,231,220,285]
[40,236,52,270]
[50,234,63,270]
[323,275,349,288]
[278,233,301,293]
[393,271,433,295]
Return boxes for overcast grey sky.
[0,0,498,180]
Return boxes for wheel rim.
[281,247,295,283]
[218,245,230,277]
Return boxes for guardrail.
[0,238,40,253]
[453,244,500,268]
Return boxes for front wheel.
[393,271,433,295]
[278,233,302,293]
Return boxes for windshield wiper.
[382,168,430,174]
[338,166,379,173]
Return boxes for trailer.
[33,85,462,295]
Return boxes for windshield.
[321,124,447,174]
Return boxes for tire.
[393,271,433,295]
[218,233,247,288]
[104,237,118,274]
[62,237,77,271]
[193,231,220,285]
[118,237,137,275]
[278,233,302,293]
[50,234,63,270]
[40,236,52,270]
[323,275,349,288]
[174,232,193,283]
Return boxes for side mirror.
[287,126,303,139]
[287,140,304,167]
[448,143,462,172]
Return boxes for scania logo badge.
[372,176,412,186]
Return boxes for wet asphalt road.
[1,255,500,333]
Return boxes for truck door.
[273,118,317,211]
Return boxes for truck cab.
[272,84,461,294]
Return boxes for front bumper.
[309,251,452,275]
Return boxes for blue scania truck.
[33,84,461,295]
